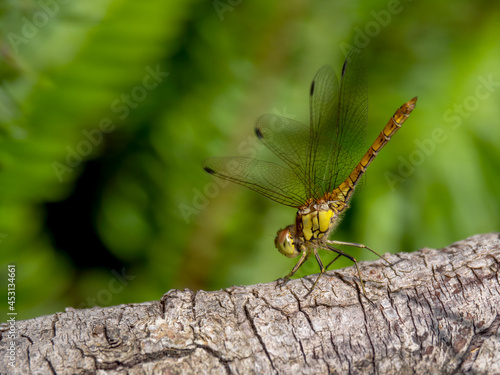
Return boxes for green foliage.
[1,0,500,319]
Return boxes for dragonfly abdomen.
[329,97,418,203]
[368,96,417,160]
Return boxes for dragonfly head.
[275,225,299,258]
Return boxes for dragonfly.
[203,49,417,294]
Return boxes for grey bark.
[1,233,500,375]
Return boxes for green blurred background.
[1,0,499,320]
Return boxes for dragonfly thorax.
[274,203,343,259]
[297,205,338,242]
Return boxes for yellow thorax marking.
[301,214,313,240]
[300,209,334,241]
[318,210,333,232]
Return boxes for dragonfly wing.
[307,64,341,198]
[255,114,309,188]
[203,156,307,208]
[307,49,368,197]
[334,48,368,188]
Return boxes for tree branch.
[2,233,500,374]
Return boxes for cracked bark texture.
[1,233,500,375]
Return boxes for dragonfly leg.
[277,248,309,287]
[324,253,342,271]
[326,240,398,276]
[307,249,343,295]
[323,244,367,296]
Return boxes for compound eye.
[274,226,299,258]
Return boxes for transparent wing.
[333,48,368,189]
[203,156,308,208]
[204,49,367,207]
[307,49,368,198]
[255,114,310,188]
[307,64,340,199]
